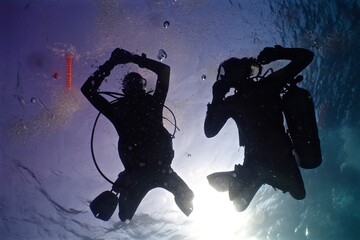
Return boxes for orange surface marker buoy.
[66,53,73,92]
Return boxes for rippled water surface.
[1,1,359,239]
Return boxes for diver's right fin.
[230,181,262,212]
[207,171,236,192]
[208,165,263,212]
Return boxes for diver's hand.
[110,48,133,64]
[212,80,232,101]
[257,45,283,64]
[132,53,147,68]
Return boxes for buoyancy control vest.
[282,84,322,169]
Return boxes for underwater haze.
[1,0,360,239]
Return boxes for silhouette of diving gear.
[282,85,322,169]
[112,167,194,221]
[89,91,180,184]
[82,48,194,222]
[205,47,316,211]
[88,91,184,221]
[214,55,321,170]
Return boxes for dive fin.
[207,171,236,192]
[175,190,194,216]
[90,190,119,221]
[231,181,262,212]
[208,165,262,212]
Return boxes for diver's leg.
[160,167,194,216]
[262,158,306,200]
[229,164,263,211]
[118,187,149,222]
[116,171,152,222]
[284,165,306,200]
[232,180,262,212]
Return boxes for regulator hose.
[90,91,179,184]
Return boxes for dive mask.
[216,57,263,82]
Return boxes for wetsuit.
[82,50,193,221]
[205,47,314,211]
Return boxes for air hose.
[90,91,179,184]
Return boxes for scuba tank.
[282,78,322,169]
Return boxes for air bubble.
[163,21,170,28]
[201,75,206,81]
[157,49,167,61]
[30,97,50,111]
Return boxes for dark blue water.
[1,0,359,239]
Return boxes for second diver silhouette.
[82,48,194,222]
[205,46,322,211]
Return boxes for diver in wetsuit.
[205,46,319,211]
[82,48,194,222]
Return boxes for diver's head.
[122,72,147,96]
[217,57,261,94]
[217,57,259,82]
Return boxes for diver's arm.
[204,81,232,138]
[257,46,314,88]
[81,49,131,115]
[132,55,170,105]
[81,60,116,115]
[204,101,230,138]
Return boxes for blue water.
[1,0,359,239]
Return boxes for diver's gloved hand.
[110,48,133,65]
[212,80,232,102]
[257,45,283,64]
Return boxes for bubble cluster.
[9,87,84,143]
[157,49,167,61]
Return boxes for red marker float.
[66,53,73,92]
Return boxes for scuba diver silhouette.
[205,46,322,211]
[81,48,194,222]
